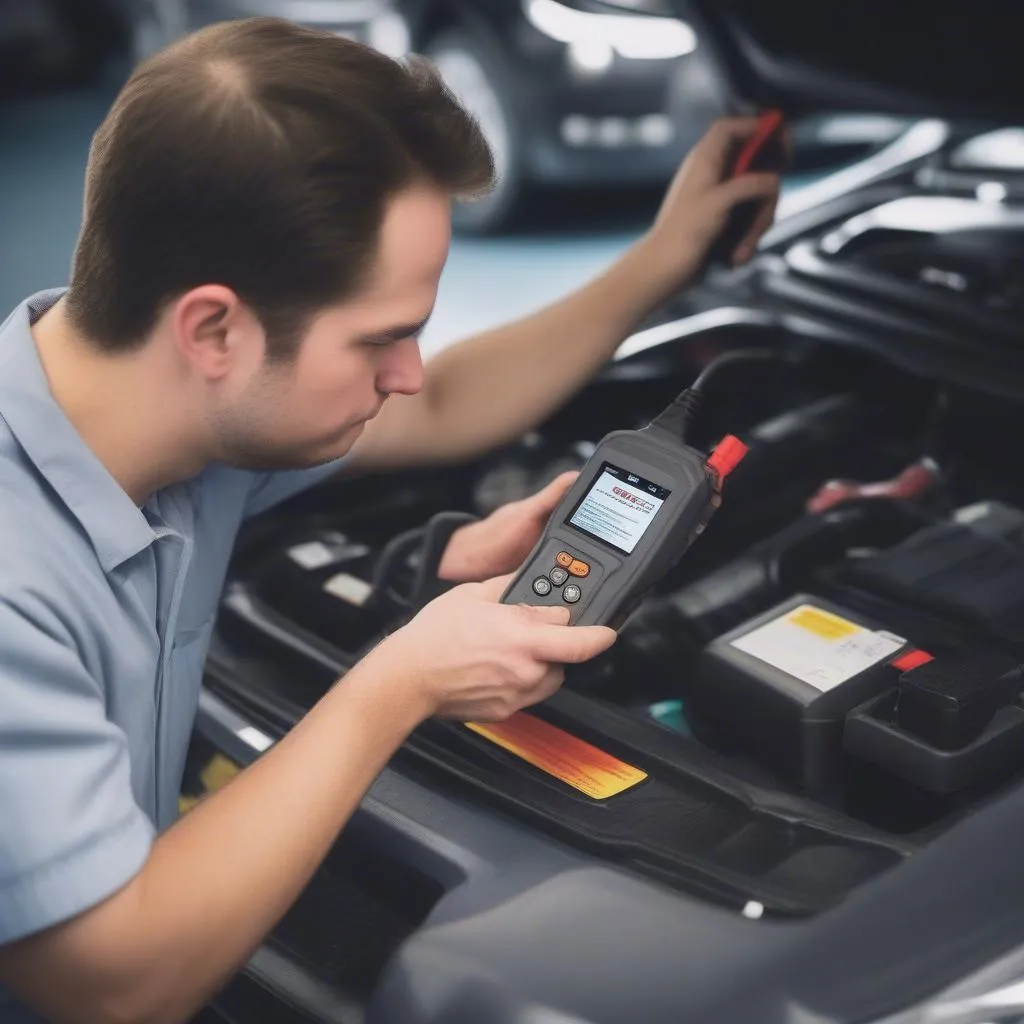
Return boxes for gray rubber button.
[562,584,581,604]
[549,567,569,586]
[532,576,553,596]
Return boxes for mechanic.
[0,17,779,1024]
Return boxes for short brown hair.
[65,17,493,357]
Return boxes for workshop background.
[0,0,906,355]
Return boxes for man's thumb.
[521,603,572,626]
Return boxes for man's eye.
[372,335,416,347]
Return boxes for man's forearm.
[351,232,685,470]
[2,658,427,1024]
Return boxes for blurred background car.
[2,0,908,233]
[119,0,724,234]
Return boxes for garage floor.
[0,66,657,357]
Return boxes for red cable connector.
[706,434,749,481]
[806,458,941,515]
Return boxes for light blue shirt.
[0,290,344,1020]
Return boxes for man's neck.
[31,299,209,505]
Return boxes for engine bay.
[204,301,1024,919]
[193,125,1024,924]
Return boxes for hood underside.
[677,1,1022,121]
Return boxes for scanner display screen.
[568,463,671,554]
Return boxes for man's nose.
[378,337,424,397]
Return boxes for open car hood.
[674,1,1021,121]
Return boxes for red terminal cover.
[706,435,748,481]
[893,649,935,673]
[732,109,786,177]
[806,458,940,515]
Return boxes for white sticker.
[288,541,338,571]
[323,572,373,608]
[731,604,905,692]
[237,726,274,753]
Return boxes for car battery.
[688,594,913,792]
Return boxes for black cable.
[368,511,480,618]
[646,347,797,444]
[691,347,791,393]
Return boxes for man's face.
[212,185,450,471]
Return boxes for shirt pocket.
[156,615,217,830]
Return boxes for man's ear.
[170,285,264,380]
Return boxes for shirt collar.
[0,288,159,572]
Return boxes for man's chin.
[298,424,365,468]
[223,423,366,473]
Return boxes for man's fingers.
[692,116,766,182]
[477,573,516,601]
[529,666,566,706]
[719,171,780,207]
[530,623,617,664]
[733,194,778,265]
[530,471,578,515]
[708,115,766,144]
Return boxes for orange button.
[556,552,573,568]
[568,559,590,578]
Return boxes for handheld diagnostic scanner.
[501,379,748,629]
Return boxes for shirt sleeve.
[0,599,155,944]
[242,459,349,520]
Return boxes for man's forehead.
[370,184,452,295]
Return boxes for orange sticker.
[465,713,648,800]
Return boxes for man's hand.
[369,573,617,723]
[437,471,577,583]
[636,116,783,294]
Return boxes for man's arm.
[0,579,615,1024]
[348,118,781,472]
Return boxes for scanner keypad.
[554,552,588,603]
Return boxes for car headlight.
[865,944,1024,1024]
[523,0,697,61]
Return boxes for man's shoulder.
[0,425,98,588]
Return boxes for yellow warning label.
[732,603,906,692]
[787,605,860,640]
[466,713,648,800]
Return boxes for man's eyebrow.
[356,312,433,344]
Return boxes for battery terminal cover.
[895,649,1022,750]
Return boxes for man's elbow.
[1,922,201,1024]
[86,953,217,1024]
[37,973,202,1024]
[93,989,195,1024]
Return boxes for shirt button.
[563,584,581,604]
[549,567,569,586]
[532,577,553,596]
